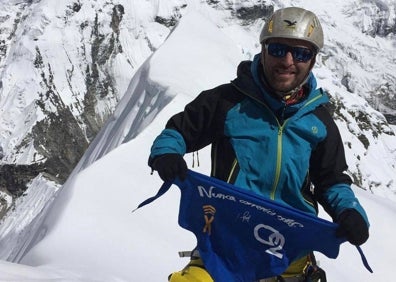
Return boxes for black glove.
[150,153,187,182]
[336,209,369,245]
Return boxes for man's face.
[261,38,316,94]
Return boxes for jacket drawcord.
[192,151,200,168]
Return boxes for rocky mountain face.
[0,0,182,213]
[346,0,396,123]
[0,0,395,220]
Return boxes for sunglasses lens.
[267,43,314,62]
[267,43,287,58]
[293,47,314,62]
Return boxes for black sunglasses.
[265,43,315,62]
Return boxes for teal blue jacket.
[149,54,369,225]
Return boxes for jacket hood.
[232,53,328,119]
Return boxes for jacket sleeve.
[310,106,369,226]
[149,85,227,162]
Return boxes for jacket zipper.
[227,159,238,183]
[270,122,286,200]
[266,93,324,199]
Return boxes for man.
[148,7,369,282]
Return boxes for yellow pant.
[168,256,308,282]
[168,258,213,282]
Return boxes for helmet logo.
[283,20,297,28]
[307,24,314,37]
[308,18,319,37]
[268,19,274,33]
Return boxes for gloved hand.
[336,209,369,245]
[150,153,187,182]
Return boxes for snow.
[0,2,396,282]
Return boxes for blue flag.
[136,170,372,281]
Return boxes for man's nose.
[282,51,294,63]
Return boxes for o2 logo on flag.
[254,224,285,259]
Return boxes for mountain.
[0,0,395,280]
[0,0,184,249]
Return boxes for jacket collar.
[232,54,328,119]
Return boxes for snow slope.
[0,4,395,282]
